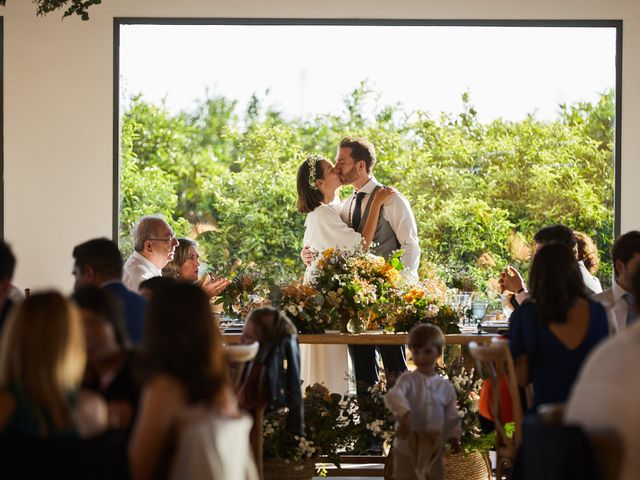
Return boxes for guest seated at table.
[73,287,142,432]
[0,291,107,438]
[161,238,230,299]
[137,276,178,301]
[593,230,640,333]
[509,243,608,409]
[565,266,640,480]
[72,237,147,345]
[129,282,256,480]
[122,215,179,292]
[500,224,603,311]
[574,230,602,293]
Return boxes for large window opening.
[115,21,619,291]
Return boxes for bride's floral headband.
[307,155,323,191]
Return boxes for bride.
[296,155,394,394]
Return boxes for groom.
[304,137,420,396]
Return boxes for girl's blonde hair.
[246,307,297,342]
[0,291,86,433]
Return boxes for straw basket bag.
[444,450,492,480]
[263,458,317,480]
[384,449,491,480]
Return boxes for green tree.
[119,86,615,288]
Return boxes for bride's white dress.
[300,202,362,395]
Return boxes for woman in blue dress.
[509,242,608,408]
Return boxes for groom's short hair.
[340,137,376,173]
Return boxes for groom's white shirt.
[339,176,420,281]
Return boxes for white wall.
[3,0,640,291]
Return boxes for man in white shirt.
[593,230,640,333]
[334,137,420,397]
[122,215,179,292]
[335,138,420,282]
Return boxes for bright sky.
[119,24,616,123]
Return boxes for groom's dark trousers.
[348,344,407,397]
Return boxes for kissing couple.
[295,136,421,397]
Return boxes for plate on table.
[480,320,509,334]
[219,316,245,333]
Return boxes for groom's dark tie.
[352,191,367,231]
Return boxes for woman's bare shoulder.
[145,374,188,407]
[74,389,108,437]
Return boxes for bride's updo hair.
[297,155,327,213]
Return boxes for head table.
[222,330,499,345]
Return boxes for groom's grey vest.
[356,186,401,259]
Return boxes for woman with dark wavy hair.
[129,282,256,480]
[509,242,608,408]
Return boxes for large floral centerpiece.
[272,281,333,334]
[305,247,404,333]
[386,277,461,334]
[213,261,270,318]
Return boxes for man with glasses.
[123,215,179,292]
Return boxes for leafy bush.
[120,85,615,289]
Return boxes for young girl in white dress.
[296,155,394,394]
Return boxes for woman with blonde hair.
[0,291,107,437]
[162,238,230,299]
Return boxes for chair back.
[224,341,259,392]
[469,339,523,479]
[230,341,268,480]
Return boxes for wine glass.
[471,299,489,333]
[450,291,473,328]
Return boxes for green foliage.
[120,85,615,288]
[0,0,102,20]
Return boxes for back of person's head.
[144,282,227,404]
[612,230,640,278]
[72,238,123,280]
[529,243,586,325]
[162,238,197,279]
[574,231,600,275]
[138,276,178,300]
[72,287,129,348]
[246,307,297,343]
[407,323,445,355]
[132,215,167,253]
[0,291,85,432]
[0,241,16,283]
[533,224,577,253]
[339,137,377,173]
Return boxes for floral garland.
[306,155,322,191]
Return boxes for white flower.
[287,305,298,315]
